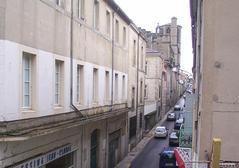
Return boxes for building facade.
[143,48,166,131]
[190,0,239,161]
[127,24,146,149]
[140,17,182,115]
[0,0,146,167]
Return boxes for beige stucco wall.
[1,0,129,73]
[145,53,163,103]
[198,0,239,161]
[127,27,146,111]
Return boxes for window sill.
[76,104,85,109]
[21,109,36,113]
[54,105,64,110]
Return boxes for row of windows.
[54,0,145,70]
[132,41,145,69]
[54,0,127,47]
[93,0,127,46]
[22,52,127,109]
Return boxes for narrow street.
[131,93,194,168]
[131,120,175,168]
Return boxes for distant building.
[190,0,239,161]
[140,17,183,115]
[144,48,166,131]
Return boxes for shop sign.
[12,144,72,168]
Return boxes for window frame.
[78,0,85,19]
[76,65,84,104]
[114,73,118,102]
[123,26,126,47]
[115,19,119,43]
[105,71,110,101]
[122,75,126,100]
[106,10,111,36]
[93,68,99,102]
[93,0,100,30]
[22,53,32,109]
[133,40,136,66]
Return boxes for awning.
[174,147,192,168]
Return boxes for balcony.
[0,103,128,141]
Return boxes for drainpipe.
[70,0,83,117]
[105,9,116,168]
[111,12,115,112]
[136,31,140,142]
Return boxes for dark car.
[167,112,176,121]
[159,148,178,168]
[169,130,179,147]
[174,105,181,111]
[174,121,183,130]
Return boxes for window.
[93,68,98,102]
[133,40,136,66]
[145,61,148,74]
[106,10,111,35]
[78,0,85,19]
[140,81,143,103]
[123,27,126,46]
[122,75,126,100]
[114,73,118,101]
[76,65,84,104]
[55,60,63,106]
[93,0,99,30]
[115,19,119,43]
[144,84,148,99]
[158,85,161,99]
[159,28,164,35]
[105,71,110,101]
[22,52,35,109]
[140,113,143,128]
[166,27,171,34]
[131,87,135,110]
[141,46,144,69]
[56,0,64,7]
[46,152,74,168]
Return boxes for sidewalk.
[116,102,179,168]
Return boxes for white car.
[154,126,168,138]
[176,118,184,124]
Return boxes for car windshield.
[156,127,165,132]
[161,152,175,161]
[170,132,178,138]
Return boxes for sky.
[115,0,193,73]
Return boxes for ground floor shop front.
[1,113,128,168]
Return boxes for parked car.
[159,147,178,168]
[174,122,182,130]
[169,130,179,147]
[174,105,181,111]
[154,126,168,138]
[177,112,185,121]
[186,89,192,94]
[167,112,176,121]
[174,118,184,130]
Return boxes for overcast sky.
[115,0,193,73]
